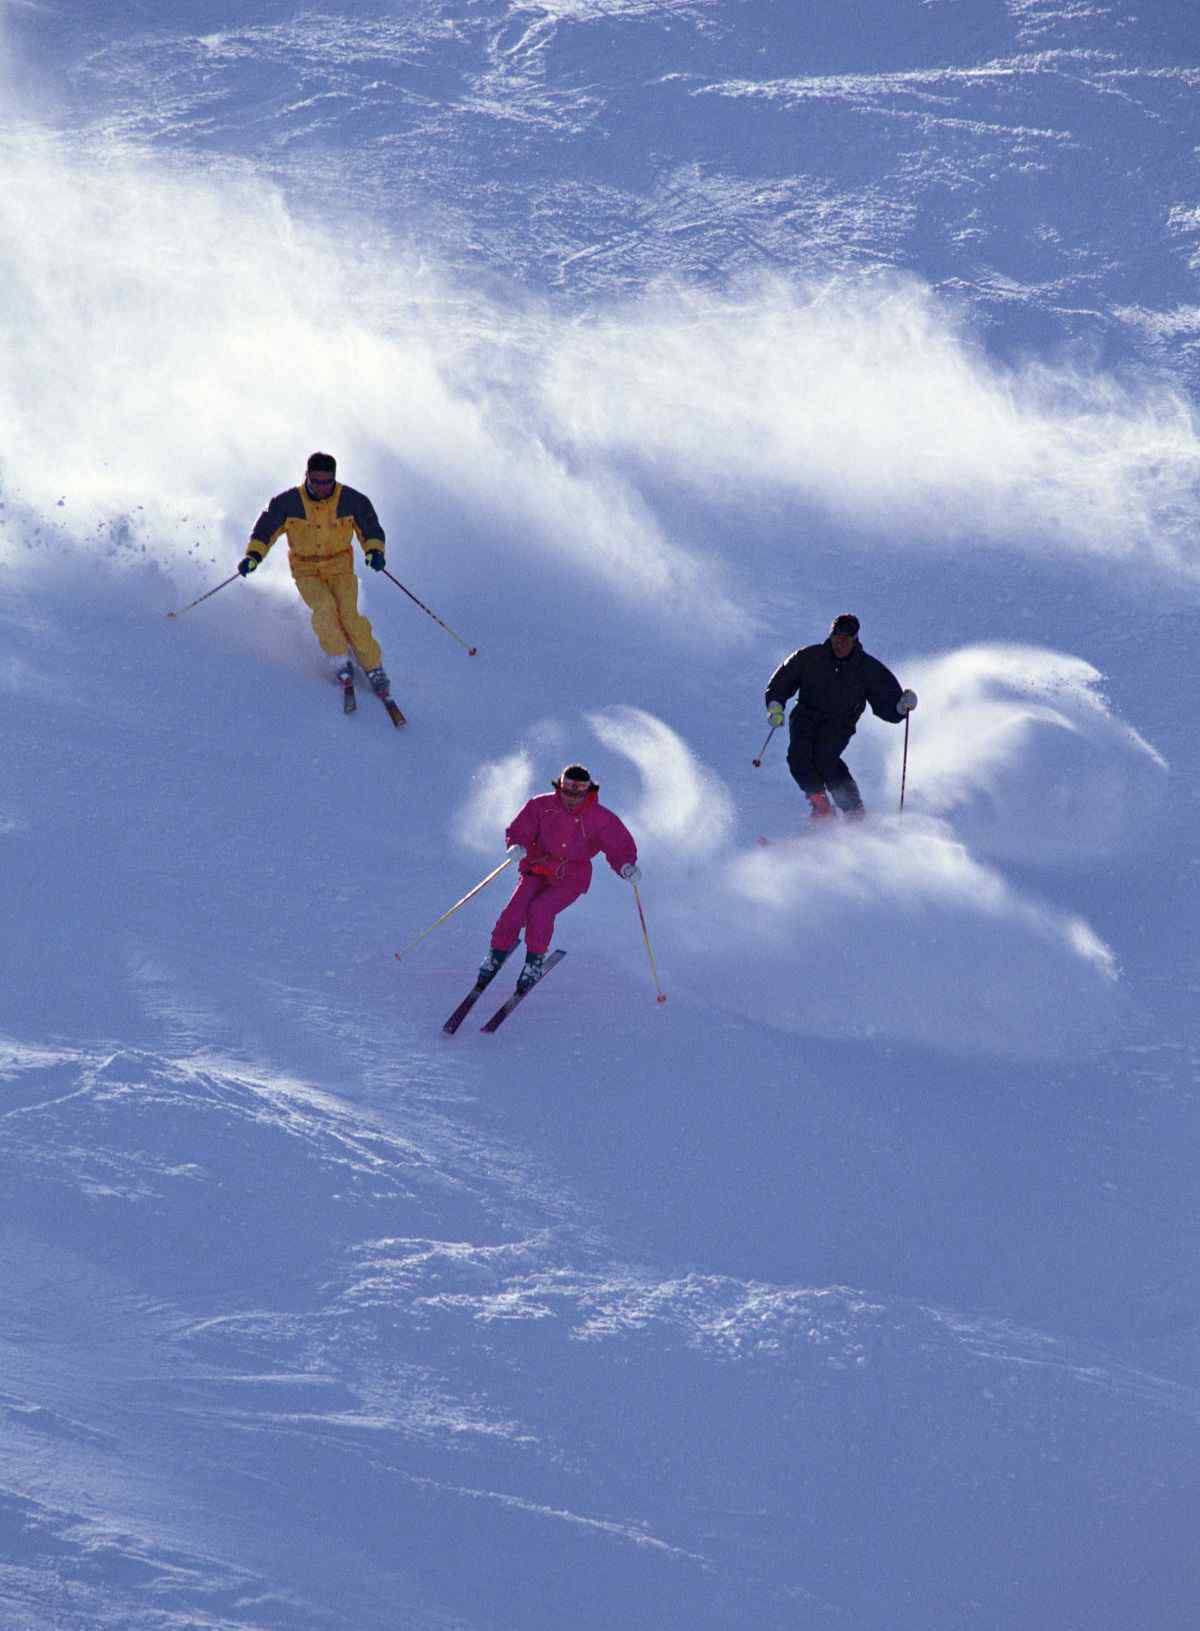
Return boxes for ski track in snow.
[3,1030,1198,1627]
[30,1,1199,371]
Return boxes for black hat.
[830,613,860,637]
[558,763,593,786]
[306,451,337,474]
[554,763,597,794]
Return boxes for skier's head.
[829,613,860,658]
[305,451,337,496]
[554,764,596,806]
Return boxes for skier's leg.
[825,764,864,813]
[789,719,836,817]
[293,572,351,659]
[490,874,545,952]
[523,878,587,955]
[786,719,825,796]
[816,733,863,813]
[329,569,383,671]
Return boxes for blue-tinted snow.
[1,2,1198,1627]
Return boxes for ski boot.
[366,665,391,698]
[333,656,356,713]
[807,792,834,822]
[515,952,546,993]
[477,946,513,987]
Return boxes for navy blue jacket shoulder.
[765,639,903,733]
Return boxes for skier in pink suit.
[480,764,640,992]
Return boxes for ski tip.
[468,647,478,656]
[656,992,668,1004]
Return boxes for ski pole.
[899,714,911,812]
[165,571,241,619]
[752,725,777,768]
[632,884,667,1005]
[381,568,477,656]
[394,856,514,961]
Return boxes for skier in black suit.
[764,614,916,821]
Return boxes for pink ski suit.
[491,789,638,956]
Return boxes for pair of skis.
[443,950,566,1035]
[342,669,405,729]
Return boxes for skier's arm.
[342,487,386,554]
[764,650,803,710]
[504,801,539,853]
[598,812,638,877]
[865,657,905,723]
[248,488,304,562]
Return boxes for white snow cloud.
[454,749,536,856]
[458,708,734,868]
[465,706,1125,1057]
[539,274,1200,579]
[0,134,741,639]
[586,705,735,858]
[865,643,1169,865]
[685,815,1122,1058]
[6,128,1200,675]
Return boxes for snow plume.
[465,711,1120,1056]
[455,710,733,863]
[454,749,536,856]
[877,644,1169,865]
[540,274,1200,579]
[0,133,738,637]
[695,817,1121,1058]
[8,127,1198,644]
[586,705,735,859]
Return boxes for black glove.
[238,552,262,577]
[365,549,385,572]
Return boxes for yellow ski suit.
[248,481,386,669]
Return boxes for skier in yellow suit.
[239,451,392,698]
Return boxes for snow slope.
[2,2,1199,1628]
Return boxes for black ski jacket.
[765,640,904,736]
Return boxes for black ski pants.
[787,716,863,811]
